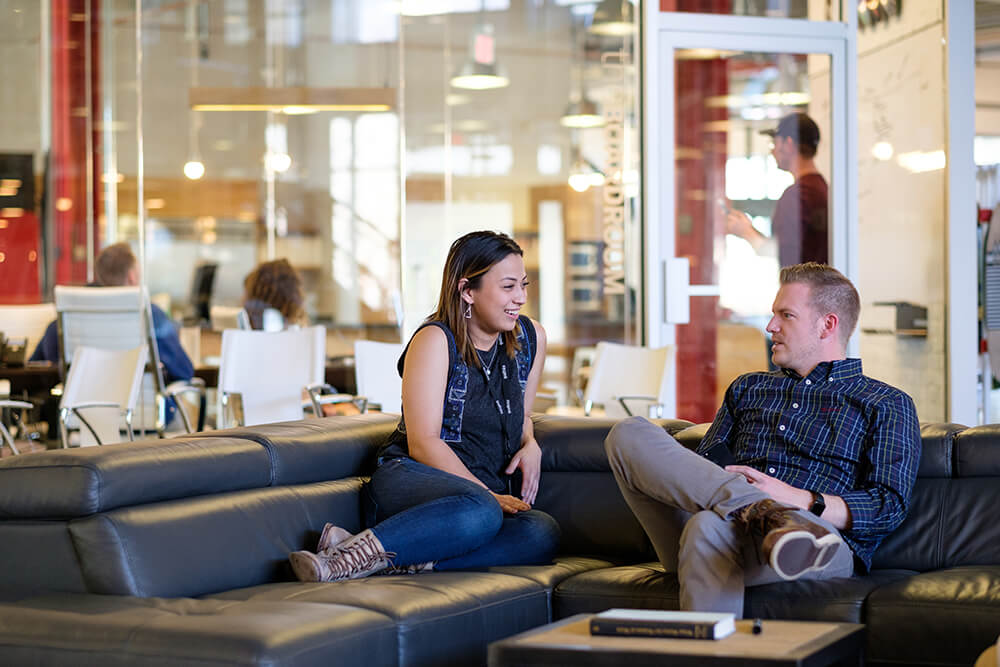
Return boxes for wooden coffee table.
[488,614,864,667]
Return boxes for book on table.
[589,609,736,640]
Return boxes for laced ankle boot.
[735,498,843,581]
[316,524,353,553]
[315,524,434,575]
[289,529,396,583]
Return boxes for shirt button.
[828,377,834,382]
[792,402,799,409]
[805,380,812,386]
[779,425,786,431]
[768,467,776,474]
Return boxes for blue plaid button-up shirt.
[696,358,921,572]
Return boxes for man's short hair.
[762,112,820,159]
[94,242,137,286]
[779,262,860,344]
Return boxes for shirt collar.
[781,358,862,383]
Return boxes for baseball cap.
[761,112,820,149]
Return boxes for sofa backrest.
[873,423,1000,571]
[533,415,694,562]
[0,414,397,600]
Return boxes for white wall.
[855,7,949,421]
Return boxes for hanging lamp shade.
[589,0,635,36]
[560,96,604,128]
[451,59,510,90]
[451,23,510,90]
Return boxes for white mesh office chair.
[59,345,147,447]
[54,285,204,435]
[217,326,355,428]
[0,303,57,358]
[547,342,673,419]
[353,340,404,414]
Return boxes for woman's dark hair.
[243,259,304,328]
[429,231,523,368]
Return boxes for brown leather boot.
[289,529,396,583]
[736,498,843,581]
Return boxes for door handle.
[662,257,720,324]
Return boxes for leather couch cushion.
[533,414,694,472]
[209,571,549,667]
[535,471,655,561]
[955,425,1000,477]
[866,566,1000,666]
[554,562,680,618]
[918,421,964,478]
[0,594,396,666]
[194,413,397,485]
[69,479,365,598]
[488,556,619,617]
[868,476,1000,572]
[0,437,270,519]
[0,522,88,601]
[744,569,915,622]
[554,562,914,624]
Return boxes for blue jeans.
[368,456,560,569]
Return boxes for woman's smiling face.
[466,252,528,343]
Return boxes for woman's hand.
[491,492,531,514]
[506,439,542,505]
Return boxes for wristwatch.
[808,491,826,516]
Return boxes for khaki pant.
[605,416,855,617]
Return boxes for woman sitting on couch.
[289,230,560,582]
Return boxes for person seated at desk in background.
[30,242,194,386]
[604,263,920,618]
[288,230,560,582]
[242,258,305,331]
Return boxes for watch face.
[810,492,826,515]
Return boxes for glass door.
[644,12,854,422]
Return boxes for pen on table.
[752,618,763,635]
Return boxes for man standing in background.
[727,112,829,267]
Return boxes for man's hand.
[491,492,531,514]
[506,439,542,505]
[725,465,812,510]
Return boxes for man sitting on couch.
[605,262,921,617]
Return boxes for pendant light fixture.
[589,0,636,37]
[184,2,205,180]
[567,146,604,192]
[561,17,603,129]
[451,3,509,90]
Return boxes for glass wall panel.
[672,46,832,423]
[399,1,641,408]
[0,0,642,412]
[663,0,846,21]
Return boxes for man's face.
[765,282,826,377]
[771,135,796,172]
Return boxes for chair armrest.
[60,402,126,446]
[165,378,207,432]
[613,394,659,417]
[0,400,33,410]
[219,391,244,428]
[304,384,367,416]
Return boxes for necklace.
[476,339,499,378]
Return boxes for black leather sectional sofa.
[0,413,997,666]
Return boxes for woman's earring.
[464,303,472,319]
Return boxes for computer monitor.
[188,263,218,325]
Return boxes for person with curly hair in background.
[242,258,305,330]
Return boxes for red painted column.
[50,0,101,287]
[661,0,728,423]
